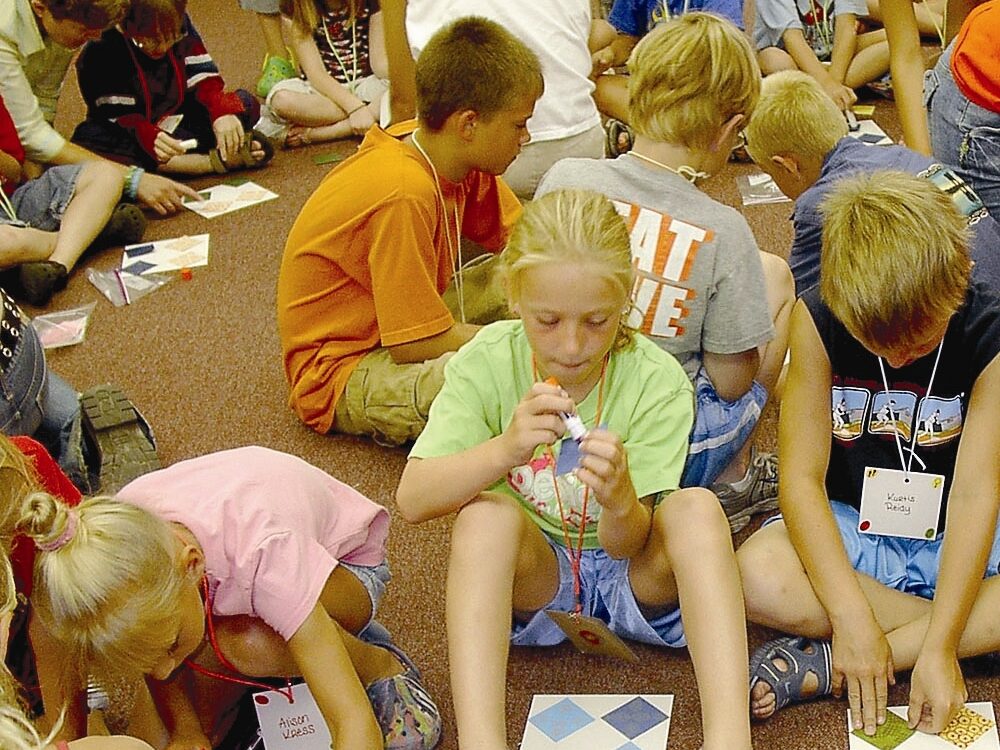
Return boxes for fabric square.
[940,706,995,748]
[851,711,915,750]
[602,696,669,740]
[529,697,595,742]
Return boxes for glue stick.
[545,377,587,442]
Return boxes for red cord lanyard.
[123,35,186,123]
[535,357,608,614]
[183,577,295,703]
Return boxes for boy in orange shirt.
[277,16,542,445]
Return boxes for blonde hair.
[628,13,760,150]
[820,171,971,347]
[504,189,636,351]
[0,550,61,750]
[745,70,848,165]
[18,492,191,683]
[279,0,366,34]
[416,17,543,131]
[0,436,40,553]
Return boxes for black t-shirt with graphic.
[804,279,1000,532]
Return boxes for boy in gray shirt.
[537,13,795,532]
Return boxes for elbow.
[394,487,424,524]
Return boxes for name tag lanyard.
[184,576,295,703]
[535,357,608,613]
[874,339,944,477]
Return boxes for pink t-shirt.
[116,446,390,640]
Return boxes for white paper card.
[847,702,999,749]
[121,234,210,275]
[183,181,278,219]
[522,694,672,750]
[253,682,331,750]
[849,119,894,146]
[859,467,944,540]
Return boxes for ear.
[180,542,206,581]
[710,114,745,153]
[770,154,801,176]
[454,109,479,143]
[29,0,47,17]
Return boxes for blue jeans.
[0,321,90,491]
[926,44,1000,221]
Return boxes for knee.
[760,253,795,308]
[655,487,731,549]
[269,90,293,118]
[759,48,797,75]
[736,529,799,624]
[452,491,525,542]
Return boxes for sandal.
[749,636,833,718]
[605,118,634,157]
[255,53,296,98]
[208,130,275,174]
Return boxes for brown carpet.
[39,3,1000,747]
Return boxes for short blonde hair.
[416,17,543,131]
[19,492,190,683]
[628,13,760,150]
[745,70,848,164]
[820,171,971,347]
[504,189,636,351]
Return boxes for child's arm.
[781,29,857,109]
[146,671,211,750]
[827,13,860,84]
[379,0,416,123]
[588,19,638,75]
[396,381,574,523]
[779,301,893,734]
[287,603,382,749]
[580,428,653,559]
[906,353,1000,733]
[28,612,87,740]
[288,21,375,136]
[879,0,930,153]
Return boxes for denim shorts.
[4,165,82,231]
[339,558,391,631]
[925,44,1000,220]
[765,501,1000,600]
[511,535,686,649]
[681,367,767,487]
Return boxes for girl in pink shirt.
[18,446,440,750]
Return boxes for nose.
[560,323,584,358]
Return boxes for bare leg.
[631,488,751,750]
[758,47,798,76]
[447,491,560,750]
[714,252,794,483]
[48,161,122,271]
[845,33,891,88]
[256,12,287,59]
[0,224,57,269]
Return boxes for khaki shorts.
[331,252,511,445]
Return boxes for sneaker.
[366,642,442,750]
[256,54,296,98]
[80,384,160,494]
[93,203,147,250]
[867,72,894,100]
[711,449,779,533]
[17,260,68,306]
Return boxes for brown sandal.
[208,130,275,173]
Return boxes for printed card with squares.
[183,181,278,218]
[522,694,672,750]
[848,702,999,750]
[848,119,894,147]
[122,234,209,275]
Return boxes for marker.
[845,109,860,132]
[178,138,198,151]
[544,377,587,441]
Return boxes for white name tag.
[545,610,639,662]
[253,682,331,750]
[858,467,944,540]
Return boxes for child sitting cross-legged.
[396,189,754,750]
[22,446,442,750]
[72,0,273,176]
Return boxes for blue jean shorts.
[681,368,767,487]
[340,558,391,632]
[510,535,686,649]
[4,165,82,231]
[766,501,1000,600]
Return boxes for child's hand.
[500,382,575,467]
[577,428,637,514]
[823,80,858,111]
[154,131,191,163]
[590,45,614,77]
[347,105,376,136]
[212,114,245,163]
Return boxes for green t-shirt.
[410,320,694,548]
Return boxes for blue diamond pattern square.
[617,743,643,750]
[529,698,595,742]
[602,697,669,739]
